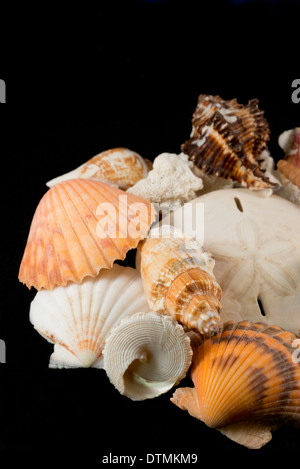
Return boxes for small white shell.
[103,312,192,400]
[29,264,150,369]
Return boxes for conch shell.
[181,94,277,190]
[103,311,192,400]
[138,227,222,335]
[171,320,300,449]
[277,127,300,189]
[18,179,156,290]
[30,264,150,369]
[46,148,150,189]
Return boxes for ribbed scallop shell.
[18,179,156,290]
[181,94,276,189]
[277,128,300,189]
[171,320,300,448]
[46,148,150,190]
[103,311,192,400]
[138,228,222,335]
[30,264,150,368]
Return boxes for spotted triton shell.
[181,95,276,190]
[171,320,300,449]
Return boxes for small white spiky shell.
[103,312,192,400]
[29,264,150,369]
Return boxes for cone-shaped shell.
[103,311,192,400]
[182,94,276,190]
[171,320,300,448]
[19,179,156,290]
[30,264,150,368]
[138,227,222,335]
[277,128,300,189]
[46,148,150,189]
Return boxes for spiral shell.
[138,227,222,335]
[46,148,150,189]
[103,311,192,400]
[181,94,276,190]
[171,320,300,448]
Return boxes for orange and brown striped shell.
[277,127,300,189]
[19,179,156,290]
[138,230,222,336]
[181,95,276,190]
[171,320,300,448]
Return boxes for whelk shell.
[166,188,300,335]
[18,179,156,290]
[46,148,150,190]
[171,320,300,449]
[103,311,192,400]
[138,227,222,335]
[181,94,277,190]
[30,264,150,369]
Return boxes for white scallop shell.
[103,312,192,400]
[29,264,150,369]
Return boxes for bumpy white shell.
[29,264,150,369]
[127,152,203,216]
[165,188,300,335]
[103,312,192,400]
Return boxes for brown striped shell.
[277,127,300,189]
[171,320,300,449]
[138,228,222,336]
[181,95,276,190]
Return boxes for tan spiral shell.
[138,228,222,335]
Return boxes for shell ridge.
[68,179,123,262]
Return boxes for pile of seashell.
[19,96,300,449]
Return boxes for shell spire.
[181,94,276,190]
[171,320,300,449]
[138,227,222,336]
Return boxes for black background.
[1,0,300,463]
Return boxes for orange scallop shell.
[19,179,156,290]
[171,320,300,448]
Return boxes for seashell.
[19,179,156,290]
[46,148,150,190]
[277,127,300,189]
[29,264,150,368]
[127,152,203,216]
[103,311,192,400]
[171,320,300,449]
[181,94,277,190]
[165,188,300,335]
[138,227,222,335]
